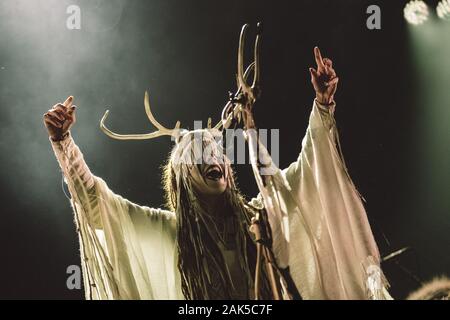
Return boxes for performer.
[44,37,390,299]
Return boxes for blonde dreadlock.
[162,130,271,299]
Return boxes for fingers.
[325,77,339,87]
[310,66,338,86]
[323,58,333,68]
[322,58,336,78]
[51,103,76,117]
[49,105,68,122]
[309,67,319,80]
[43,113,63,128]
[44,117,61,128]
[64,106,77,125]
[44,96,75,132]
[63,96,73,109]
[44,105,76,126]
[48,108,65,121]
[314,46,325,71]
[53,104,66,112]
[67,105,77,115]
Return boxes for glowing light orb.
[404,0,430,25]
[437,0,450,20]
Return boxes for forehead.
[180,130,221,149]
[174,129,224,164]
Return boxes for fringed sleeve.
[51,132,101,228]
[247,100,391,299]
[281,100,391,299]
[50,132,181,300]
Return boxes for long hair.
[407,276,450,300]
[162,130,271,299]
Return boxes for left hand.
[309,47,339,105]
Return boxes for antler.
[237,22,262,105]
[209,62,255,130]
[209,23,262,131]
[101,23,262,139]
[100,91,182,140]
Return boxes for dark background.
[0,0,448,299]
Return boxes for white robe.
[51,100,390,300]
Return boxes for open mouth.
[204,165,223,181]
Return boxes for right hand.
[309,47,339,105]
[43,96,77,141]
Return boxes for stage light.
[437,0,450,20]
[404,0,430,25]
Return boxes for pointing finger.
[314,47,325,70]
[63,96,73,109]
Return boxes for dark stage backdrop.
[0,0,448,299]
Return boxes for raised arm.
[282,48,390,299]
[242,47,343,271]
[283,47,342,193]
[44,96,99,224]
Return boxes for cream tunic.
[51,100,390,299]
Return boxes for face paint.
[183,130,228,197]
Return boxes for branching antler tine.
[213,116,225,130]
[214,110,234,130]
[252,22,262,88]
[237,24,250,92]
[100,110,168,140]
[242,62,255,91]
[212,62,255,130]
[144,91,181,133]
[99,91,181,141]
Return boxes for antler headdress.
[100,23,262,142]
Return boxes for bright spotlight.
[437,0,450,20]
[404,0,430,25]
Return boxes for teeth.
[206,166,221,175]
